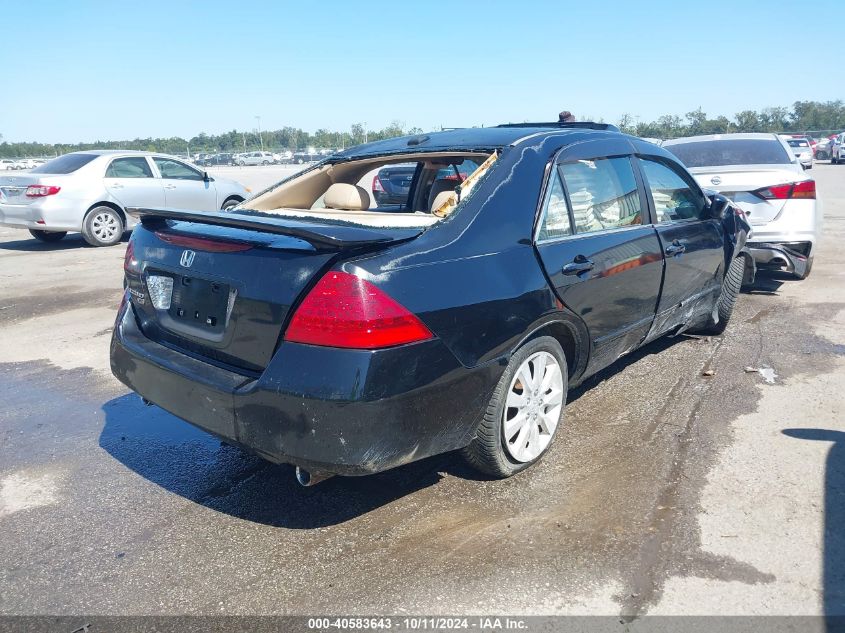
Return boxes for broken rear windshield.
[665,140,791,168]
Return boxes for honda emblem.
[180,250,196,268]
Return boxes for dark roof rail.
[495,121,620,132]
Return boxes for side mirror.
[706,194,730,219]
[203,171,210,181]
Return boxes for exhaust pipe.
[295,467,334,487]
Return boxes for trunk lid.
[688,165,803,225]
[125,208,423,374]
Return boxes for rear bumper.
[110,302,500,475]
[373,192,407,206]
[0,199,82,232]
[747,242,811,276]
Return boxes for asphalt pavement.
[0,163,843,617]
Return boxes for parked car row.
[189,148,339,167]
[1,158,48,170]
[779,132,844,162]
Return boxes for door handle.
[164,184,177,190]
[665,240,686,256]
[562,259,595,275]
[109,183,123,189]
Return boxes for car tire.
[29,229,67,243]
[221,197,242,211]
[694,255,745,335]
[262,160,269,166]
[462,336,568,478]
[81,206,124,247]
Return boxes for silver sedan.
[0,150,250,246]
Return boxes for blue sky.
[2,0,843,143]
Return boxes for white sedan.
[664,133,821,279]
[0,151,250,246]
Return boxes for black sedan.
[111,121,752,485]
[372,164,417,206]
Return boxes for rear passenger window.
[639,158,705,222]
[559,157,642,234]
[538,170,571,240]
[105,157,153,178]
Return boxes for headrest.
[324,183,370,210]
[430,190,457,214]
[428,179,459,211]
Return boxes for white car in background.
[664,133,821,279]
[0,151,250,246]
[0,159,16,171]
[235,151,275,166]
[273,150,293,164]
[781,135,813,169]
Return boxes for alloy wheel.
[502,351,564,462]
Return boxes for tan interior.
[245,152,491,228]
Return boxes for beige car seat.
[324,183,370,210]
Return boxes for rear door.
[152,157,218,211]
[104,156,165,211]
[535,144,663,374]
[636,156,725,337]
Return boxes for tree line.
[0,121,422,159]
[2,101,844,159]
[617,100,845,139]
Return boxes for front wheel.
[693,255,745,335]
[81,206,124,247]
[462,336,568,478]
[221,197,242,211]
[29,229,67,243]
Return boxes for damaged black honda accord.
[111,121,752,485]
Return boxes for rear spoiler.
[127,207,423,249]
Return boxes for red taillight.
[123,240,140,274]
[791,180,816,199]
[154,231,253,253]
[753,180,815,200]
[372,174,385,193]
[25,185,60,197]
[284,271,433,349]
